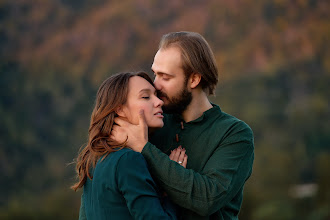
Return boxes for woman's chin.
[148,121,164,129]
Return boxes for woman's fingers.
[182,154,188,168]
[172,147,182,162]
[177,147,185,165]
[169,148,181,161]
[169,146,187,167]
[169,149,176,160]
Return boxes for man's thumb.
[138,109,147,126]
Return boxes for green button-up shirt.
[142,104,254,219]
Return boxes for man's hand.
[110,110,148,152]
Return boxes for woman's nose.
[155,96,164,107]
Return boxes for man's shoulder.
[216,110,246,125]
[210,109,253,136]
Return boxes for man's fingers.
[112,124,119,131]
[114,117,129,126]
[111,125,122,134]
[110,124,127,143]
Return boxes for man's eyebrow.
[151,69,173,77]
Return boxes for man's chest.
[152,125,221,172]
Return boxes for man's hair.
[159,31,219,95]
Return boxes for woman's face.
[119,76,164,128]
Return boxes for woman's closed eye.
[142,96,150,99]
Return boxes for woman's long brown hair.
[71,71,153,191]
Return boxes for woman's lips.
[154,111,164,118]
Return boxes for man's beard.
[158,85,192,115]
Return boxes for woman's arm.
[116,150,177,220]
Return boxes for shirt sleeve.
[78,193,87,220]
[116,150,177,220]
[141,122,254,216]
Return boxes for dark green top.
[79,148,177,220]
[142,104,254,219]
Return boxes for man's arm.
[141,123,254,216]
[111,113,254,216]
[117,151,177,219]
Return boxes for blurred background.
[1,0,329,219]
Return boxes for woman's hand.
[169,146,188,168]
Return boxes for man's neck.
[182,91,212,122]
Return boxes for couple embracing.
[72,31,254,220]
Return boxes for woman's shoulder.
[116,148,146,164]
[95,148,147,177]
[100,148,137,159]
[100,148,145,166]
[113,149,150,182]
[116,148,142,158]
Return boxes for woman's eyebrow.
[139,88,152,94]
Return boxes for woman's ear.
[189,73,202,89]
[115,106,126,117]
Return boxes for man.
[112,31,254,219]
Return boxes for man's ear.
[115,105,126,117]
[189,73,202,89]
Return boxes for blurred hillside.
[1,0,329,219]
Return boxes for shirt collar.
[172,103,221,124]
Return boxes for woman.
[72,72,183,219]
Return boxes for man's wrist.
[135,140,148,152]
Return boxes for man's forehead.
[152,48,183,73]
[155,47,181,62]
